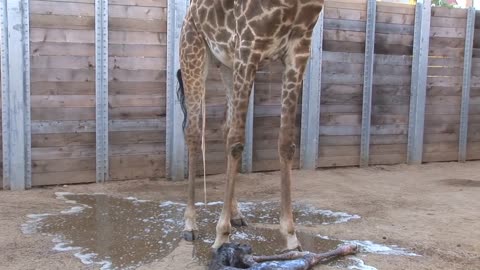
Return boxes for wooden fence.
[1,0,479,189]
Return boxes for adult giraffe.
[177,0,324,251]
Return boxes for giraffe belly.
[207,39,284,70]
[207,42,234,69]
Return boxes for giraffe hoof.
[183,230,198,242]
[230,217,248,227]
[282,245,303,253]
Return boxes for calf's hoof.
[183,230,198,242]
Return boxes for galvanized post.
[300,9,324,170]
[407,0,431,164]
[166,0,189,180]
[459,7,475,162]
[360,0,376,167]
[241,84,254,173]
[95,0,109,183]
[1,0,32,190]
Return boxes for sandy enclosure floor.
[1,161,479,270]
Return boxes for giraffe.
[176,0,324,251]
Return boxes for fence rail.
[1,0,479,189]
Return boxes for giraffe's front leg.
[278,41,313,252]
[212,51,258,249]
[219,65,248,228]
[212,141,245,248]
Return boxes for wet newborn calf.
[209,242,357,270]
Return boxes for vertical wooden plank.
[300,9,323,170]
[95,0,109,183]
[360,0,376,167]
[241,84,254,173]
[1,0,32,190]
[459,7,475,162]
[407,0,431,164]
[166,0,189,180]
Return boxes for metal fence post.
[300,9,324,170]
[407,0,431,164]
[360,0,376,167]
[1,0,32,190]
[95,0,109,183]
[166,0,189,180]
[459,7,475,163]
[241,84,254,173]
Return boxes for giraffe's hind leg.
[179,18,208,242]
[218,64,248,228]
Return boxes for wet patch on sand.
[21,193,417,270]
[439,178,480,187]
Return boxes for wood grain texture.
[32,171,96,186]
[110,155,165,180]
[24,0,479,185]
[104,0,169,180]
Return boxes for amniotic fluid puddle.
[21,193,416,270]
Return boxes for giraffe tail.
[176,69,187,131]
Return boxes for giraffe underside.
[179,0,324,253]
[190,0,323,70]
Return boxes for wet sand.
[1,161,480,269]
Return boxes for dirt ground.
[1,161,479,270]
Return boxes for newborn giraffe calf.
[208,242,358,270]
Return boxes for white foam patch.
[316,234,330,240]
[237,202,254,212]
[344,240,419,256]
[347,257,378,270]
[64,200,77,204]
[74,252,96,265]
[125,196,150,203]
[159,201,186,207]
[313,209,361,224]
[26,213,52,220]
[55,192,93,210]
[99,260,113,270]
[54,242,81,252]
[195,201,223,206]
[73,251,113,269]
[55,192,80,206]
[60,206,85,215]
[239,201,361,225]
[232,231,267,242]
[55,192,74,200]
[21,213,53,234]
[232,231,249,240]
[203,238,214,244]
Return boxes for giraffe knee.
[229,143,244,159]
[279,143,296,161]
